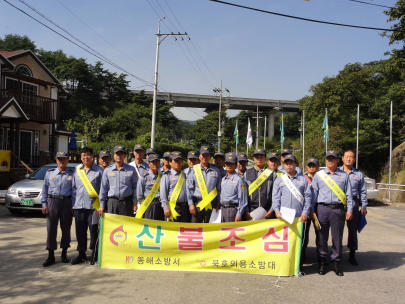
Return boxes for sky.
[0,0,399,120]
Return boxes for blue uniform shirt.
[220,172,248,218]
[272,172,312,217]
[218,167,227,179]
[187,164,221,205]
[339,166,368,209]
[99,163,138,208]
[41,167,75,207]
[136,170,161,203]
[72,164,104,209]
[160,168,189,210]
[183,167,192,178]
[129,160,150,177]
[311,167,354,213]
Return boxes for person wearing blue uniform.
[161,152,191,222]
[217,152,248,222]
[99,145,138,217]
[137,154,164,220]
[98,150,112,170]
[129,144,150,178]
[213,152,227,178]
[145,148,156,161]
[340,150,368,266]
[183,151,199,178]
[312,150,354,276]
[279,149,302,175]
[41,152,74,267]
[187,146,221,223]
[265,152,284,219]
[159,151,171,173]
[71,147,103,265]
[236,153,248,180]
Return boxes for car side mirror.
[25,174,30,179]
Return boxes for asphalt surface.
[1,204,405,304]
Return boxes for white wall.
[57,136,68,152]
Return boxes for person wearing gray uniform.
[129,144,150,177]
[265,152,284,219]
[312,150,354,276]
[98,150,112,170]
[145,148,156,161]
[340,150,368,266]
[71,147,103,265]
[183,151,199,178]
[187,146,221,223]
[161,152,191,222]
[137,153,164,220]
[41,151,74,267]
[217,152,248,222]
[236,153,248,180]
[278,149,302,175]
[213,152,227,178]
[159,151,171,173]
[99,145,138,217]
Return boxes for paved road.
[1,205,404,304]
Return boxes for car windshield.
[29,166,57,180]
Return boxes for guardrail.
[377,183,405,203]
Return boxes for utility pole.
[302,110,305,170]
[389,101,393,202]
[264,115,266,150]
[151,17,188,148]
[213,81,229,152]
[356,105,360,169]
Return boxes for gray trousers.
[220,206,238,223]
[315,204,345,262]
[107,198,134,217]
[347,198,360,250]
[143,199,164,221]
[74,209,97,252]
[191,197,213,223]
[165,203,190,223]
[46,198,73,251]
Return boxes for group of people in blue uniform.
[41,144,368,277]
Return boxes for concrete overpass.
[132,90,300,139]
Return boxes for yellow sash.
[317,170,347,206]
[136,172,162,218]
[167,172,184,222]
[248,168,274,195]
[276,171,284,177]
[193,164,217,211]
[75,165,100,210]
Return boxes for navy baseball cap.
[307,157,319,165]
[170,151,183,160]
[283,154,297,162]
[113,145,126,153]
[146,148,156,155]
[214,152,225,158]
[200,146,211,155]
[237,153,248,162]
[99,150,111,158]
[56,151,69,158]
[253,148,266,156]
[148,154,160,162]
[134,144,145,151]
[187,151,199,159]
[163,151,171,158]
[326,150,339,158]
[281,149,292,156]
[268,152,280,160]
[225,152,237,164]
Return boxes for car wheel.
[8,208,23,215]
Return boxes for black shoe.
[43,256,55,267]
[61,248,69,263]
[349,250,358,266]
[71,253,87,265]
[332,261,344,276]
[318,258,326,275]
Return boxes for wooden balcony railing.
[1,88,58,123]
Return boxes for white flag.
[247,118,253,148]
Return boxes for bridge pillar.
[267,109,279,139]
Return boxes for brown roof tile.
[0,50,29,57]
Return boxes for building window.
[22,82,38,95]
[5,78,19,91]
[15,65,33,77]
[5,77,38,95]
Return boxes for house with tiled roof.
[0,49,69,185]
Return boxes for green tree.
[0,34,37,52]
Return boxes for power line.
[208,0,402,32]
[346,0,393,9]
[56,0,176,92]
[185,107,205,118]
[4,0,154,87]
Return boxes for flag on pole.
[280,116,285,144]
[247,118,253,148]
[234,123,239,144]
[322,113,329,143]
